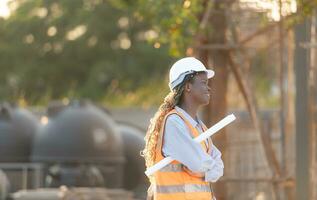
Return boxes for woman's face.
[188,72,211,105]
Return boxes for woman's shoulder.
[165,113,186,127]
[166,112,182,121]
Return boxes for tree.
[0,0,173,105]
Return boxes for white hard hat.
[169,57,215,91]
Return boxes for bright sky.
[240,0,297,21]
[0,0,10,19]
[0,0,297,21]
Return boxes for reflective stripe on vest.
[160,163,183,172]
[157,184,212,194]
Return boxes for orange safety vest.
[151,109,215,200]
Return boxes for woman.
[142,57,224,200]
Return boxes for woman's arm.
[162,114,215,174]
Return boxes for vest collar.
[175,106,200,128]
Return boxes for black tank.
[32,100,124,164]
[32,100,125,188]
[0,103,39,162]
[118,122,147,199]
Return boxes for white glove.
[205,144,224,182]
[205,162,223,182]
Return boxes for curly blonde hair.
[142,72,199,169]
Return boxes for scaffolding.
[192,1,317,199]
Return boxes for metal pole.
[294,19,311,200]
[22,166,28,190]
[309,11,317,200]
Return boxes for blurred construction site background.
[0,0,317,199]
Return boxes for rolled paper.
[145,114,236,176]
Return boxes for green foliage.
[136,0,203,56]
[0,0,173,105]
[250,49,280,107]
[103,77,169,108]
[2,0,317,108]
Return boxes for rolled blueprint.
[145,114,236,176]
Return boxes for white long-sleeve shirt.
[162,106,224,182]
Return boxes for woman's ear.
[185,82,191,92]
